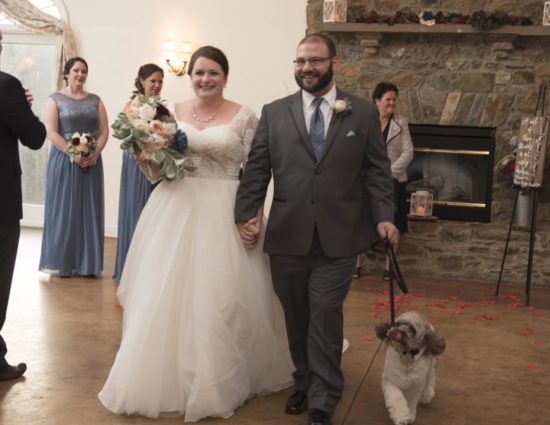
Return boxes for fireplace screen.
[406,125,496,222]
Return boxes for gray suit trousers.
[269,229,355,414]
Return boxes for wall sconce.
[163,41,192,76]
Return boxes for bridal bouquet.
[111,95,194,181]
[65,131,98,161]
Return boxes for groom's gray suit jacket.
[235,89,395,257]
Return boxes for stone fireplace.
[307,0,550,287]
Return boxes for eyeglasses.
[293,57,331,68]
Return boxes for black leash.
[386,240,409,324]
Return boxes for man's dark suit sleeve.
[235,105,272,222]
[0,76,46,150]
[362,104,395,225]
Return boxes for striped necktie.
[309,97,325,161]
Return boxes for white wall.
[61,0,307,236]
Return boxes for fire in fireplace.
[406,124,496,222]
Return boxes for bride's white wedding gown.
[98,106,294,421]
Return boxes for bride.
[98,46,294,421]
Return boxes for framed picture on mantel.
[323,0,347,23]
[544,1,550,26]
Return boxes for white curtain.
[0,0,76,88]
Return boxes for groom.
[235,33,397,425]
[0,29,46,381]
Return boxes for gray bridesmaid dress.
[39,92,104,276]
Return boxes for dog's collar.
[401,346,425,359]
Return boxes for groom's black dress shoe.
[285,390,307,415]
[309,409,332,425]
[0,362,27,381]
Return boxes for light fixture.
[162,41,192,76]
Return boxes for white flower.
[126,106,139,119]
[334,99,347,113]
[161,122,177,136]
[139,103,157,121]
[133,119,150,133]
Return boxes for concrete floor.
[1,228,549,425]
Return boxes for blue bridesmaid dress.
[39,92,104,277]
[112,153,154,282]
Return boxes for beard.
[295,64,333,94]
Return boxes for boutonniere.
[333,98,352,118]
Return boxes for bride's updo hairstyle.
[63,57,88,82]
[133,63,164,97]
[187,46,229,77]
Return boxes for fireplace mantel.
[320,22,550,55]
[320,22,550,36]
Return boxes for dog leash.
[386,240,409,325]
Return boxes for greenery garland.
[350,9,534,31]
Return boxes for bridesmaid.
[39,57,109,277]
[113,64,164,283]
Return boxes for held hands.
[25,89,34,107]
[237,217,261,249]
[376,221,399,246]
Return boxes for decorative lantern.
[323,0,347,23]
[410,190,433,217]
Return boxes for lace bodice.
[174,105,258,180]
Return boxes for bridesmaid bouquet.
[111,95,194,181]
[65,132,98,161]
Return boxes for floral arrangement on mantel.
[350,9,534,31]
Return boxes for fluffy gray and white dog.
[375,311,446,425]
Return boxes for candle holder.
[410,190,433,217]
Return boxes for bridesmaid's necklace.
[192,100,224,123]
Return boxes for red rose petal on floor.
[450,296,459,301]
[528,363,538,370]
[474,313,498,320]
[533,312,545,317]
[459,336,469,343]
[363,336,373,343]
[533,339,543,346]
[522,328,532,336]
[451,311,464,316]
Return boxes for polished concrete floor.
[1,228,549,425]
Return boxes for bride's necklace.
[192,101,224,123]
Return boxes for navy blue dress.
[39,92,104,276]
[112,152,154,282]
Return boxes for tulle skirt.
[99,176,294,421]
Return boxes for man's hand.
[25,89,34,107]
[376,221,399,246]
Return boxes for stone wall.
[307,0,550,287]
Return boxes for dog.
[375,311,446,425]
